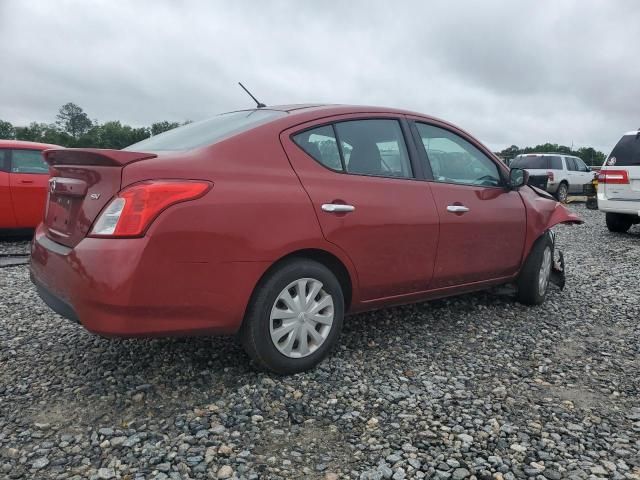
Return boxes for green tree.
[76,121,150,149]
[151,121,181,136]
[0,120,15,139]
[56,103,93,139]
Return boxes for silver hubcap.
[269,278,334,358]
[538,247,552,296]
[558,185,567,201]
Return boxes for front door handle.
[446,205,470,213]
[20,180,34,184]
[322,203,355,213]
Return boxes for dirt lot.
[1,204,639,480]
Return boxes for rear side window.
[549,156,562,169]
[335,119,412,178]
[292,126,342,171]
[293,119,413,179]
[125,109,286,152]
[608,134,640,166]
[566,157,577,171]
[11,149,48,174]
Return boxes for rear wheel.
[555,182,569,203]
[517,233,553,305]
[606,212,633,233]
[240,259,344,374]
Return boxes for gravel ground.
[1,204,639,480]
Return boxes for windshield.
[125,109,286,151]
[607,134,640,166]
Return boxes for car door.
[281,115,440,301]
[9,149,50,227]
[564,157,580,192]
[574,158,593,189]
[0,149,18,228]
[410,120,526,288]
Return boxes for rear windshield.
[125,109,286,151]
[511,155,562,170]
[607,134,640,166]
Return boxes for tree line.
[0,103,608,164]
[0,103,188,150]
[496,144,606,166]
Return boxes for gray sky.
[1,0,639,152]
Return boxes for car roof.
[0,139,61,150]
[229,103,447,121]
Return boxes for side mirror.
[509,168,528,189]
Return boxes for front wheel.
[606,212,633,233]
[517,233,554,305]
[240,259,344,374]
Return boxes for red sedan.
[1,140,59,232]
[30,105,581,373]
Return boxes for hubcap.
[558,185,568,202]
[538,247,552,296]
[269,278,334,358]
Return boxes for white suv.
[598,131,640,232]
[510,153,594,202]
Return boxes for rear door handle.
[322,203,355,213]
[20,180,34,184]
[446,205,470,213]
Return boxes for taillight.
[546,171,554,181]
[90,180,212,237]
[598,169,629,184]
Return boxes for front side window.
[415,123,501,187]
[11,149,48,174]
[292,125,342,171]
[575,158,589,172]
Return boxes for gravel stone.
[1,206,639,479]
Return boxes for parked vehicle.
[0,140,59,232]
[510,153,594,203]
[30,105,581,373]
[597,130,640,232]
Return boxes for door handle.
[446,205,470,213]
[322,203,355,213]
[20,180,34,184]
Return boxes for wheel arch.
[249,248,355,314]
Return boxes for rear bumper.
[29,225,269,337]
[597,196,640,216]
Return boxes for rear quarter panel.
[121,125,361,314]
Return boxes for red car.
[30,105,581,373]
[1,140,59,232]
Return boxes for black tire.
[555,182,569,203]
[606,212,633,233]
[240,258,344,374]
[517,232,554,306]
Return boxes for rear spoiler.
[43,148,157,167]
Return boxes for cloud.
[1,0,638,152]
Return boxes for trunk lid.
[42,149,156,247]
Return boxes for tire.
[517,232,554,306]
[555,182,569,203]
[240,258,344,374]
[606,212,633,233]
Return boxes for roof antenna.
[238,82,266,108]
